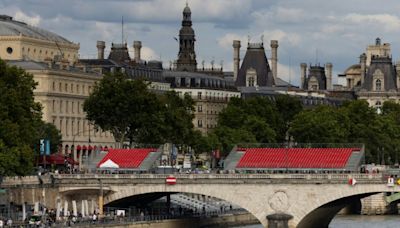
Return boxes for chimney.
[360,53,367,86]
[96,41,105,60]
[232,40,241,82]
[133,41,142,61]
[300,63,307,89]
[270,40,279,82]
[396,61,400,88]
[325,63,333,90]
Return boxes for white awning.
[99,159,119,168]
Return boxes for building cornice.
[0,35,79,49]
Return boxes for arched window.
[375,79,382,91]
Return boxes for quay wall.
[74,213,259,228]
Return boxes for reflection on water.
[330,215,400,228]
[232,215,400,228]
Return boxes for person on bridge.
[92,213,97,224]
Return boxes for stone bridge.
[1,173,397,228]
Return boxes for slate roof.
[362,56,397,91]
[304,65,326,90]
[0,15,74,44]
[107,43,131,63]
[236,43,274,87]
[78,59,118,67]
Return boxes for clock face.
[269,190,290,212]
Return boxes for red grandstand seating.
[97,148,157,168]
[236,148,360,169]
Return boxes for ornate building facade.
[339,38,400,110]
[0,15,115,158]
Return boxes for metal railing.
[50,173,383,180]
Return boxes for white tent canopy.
[99,159,119,169]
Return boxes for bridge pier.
[267,213,293,228]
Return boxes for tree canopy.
[207,95,302,155]
[289,100,400,164]
[84,72,197,148]
[0,60,60,176]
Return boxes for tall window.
[375,79,382,91]
[247,77,255,86]
[198,119,203,127]
[197,92,202,100]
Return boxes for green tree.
[0,59,42,175]
[84,73,161,147]
[275,95,303,140]
[289,105,350,143]
[160,91,196,145]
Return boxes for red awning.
[88,145,93,151]
[76,145,82,150]
[38,154,79,165]
[82,145,87,150]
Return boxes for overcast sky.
[2,0,400,86]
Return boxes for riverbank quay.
[7,211,258,228]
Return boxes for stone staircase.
[224,151,244,170]
[139,151,162,171]
[345,150,364,172]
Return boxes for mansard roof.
[304,65,327,90]
[107,43,131,63]
[362,56,397,91]
[236,43,274,87]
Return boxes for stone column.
[81,200,85,217]
[360,53,367,86]
[56,200,61,221]
[64,201,69,217]
[72,200,77,217]
[233,40,241,82]
[325,63,333,90]
[300,63,307,89]
[133,41,142,62]
[96,41,105,60]
[267,213,293,228]
[270,40,279,82]
[22,202,26,221]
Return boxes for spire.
[176,2,197,71]
[182,2,192,25]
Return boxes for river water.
[234,215,400,227]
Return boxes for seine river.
[234,215,400,228]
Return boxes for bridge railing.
[49,173,384,180]
[1,173,385,187]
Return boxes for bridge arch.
[296,185,397,228]
[104,184,265,225]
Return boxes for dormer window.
[375,79,382,91]
[372,69,384,91]
[246,68,257,87]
